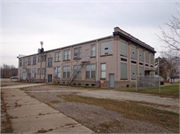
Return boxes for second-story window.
[120,42,127,57]
[48,58,53,67]
[139,49,143,62]
[28,57,31,65]
[64,50,71,60]
[91,45,95,57]
[55,52,61,62]
[100,41,113,55]
[33,56,36,65]
[131,46,136,60]
[145,52,149,64]
[74,47,82,59]
[23,59,25,66]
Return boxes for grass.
[121,85,179,98]
[50,100,61,104]
[59,95,179,133]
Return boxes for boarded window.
[120,42,127,57]
[131,65,137,80]
[139,66,144,76]
[74,47,82,59]
[139,49,143,62]
[121,63,127,80]
[86,64,95,79]
[100,41,113,55]
[145,52,149,63]
[131,46,136,60]
[101,64,106,78]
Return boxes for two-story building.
[17,27,156,88]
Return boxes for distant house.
[17,27,156,88]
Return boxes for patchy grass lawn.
[59,95,179,133]
[121,85,179,98]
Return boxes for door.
[109,74,114,88]
[48,74,52,83]
[22,70,26,80]
[85,49,89,61]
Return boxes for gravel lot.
[25,85,179,133]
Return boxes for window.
[27,69,31,78]
[120,42,127,57]
[145,52,149,63]
[28,57,31,65]
[100,64,106,79]
[55,52,61,62]
[38,55,46,62]
[100,41,113,55]
[139,66,144,76]
[86,64,95,79]
[32,68,36,78]
[23,59,25,66]
[54,67,61,78]
[42,68,46,75]
[64,50,71,60]
[19,59,22,67]
[139,49,143,62]
[33,56,36,65]
[121,63,127,80]
[91,45,95,57]
[38,68,40,75]
[73,65,81,78]
[48,58,53,67]
[131,46,136,60]
[131,65,137,80]
[150,54,154,64]
[63,66,70,78]
[74,47,82,59]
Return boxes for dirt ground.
[25,85,179,133]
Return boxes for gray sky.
[1,0,179,67]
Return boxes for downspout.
[96,40,99,87]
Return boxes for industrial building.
[17,27,156,88]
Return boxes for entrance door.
[48,74,52,83]
[85,49,89,61]
[109,74,114,88]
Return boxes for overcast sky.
[1,0,179,67]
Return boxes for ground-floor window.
[86,64,95,79]
[73,65,81,78]
[100,63,106,79]
[139,66,144,76]
[131,65,137,80]
[54,66,61,78]
[63,66,70,78]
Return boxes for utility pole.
[158,57,161,93]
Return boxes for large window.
[28,57,31,65]
[63,66,70,78]
[33,56,36,65]
[64,50,71,60]
[27,69,31,78]
[120,42,127,57]
[131,65,137,80]
[139,66,144,76]
[86,64,95,79]
[42,68,46,75]
[19,59,22,67]
[48,58,53,67]
[100,64,106,79]
[139,49,143,62]
[38,68,40,75]
[150,54,154,64]
[100,41,113,55]
[73,65,81,78]
[121,63,127,80]
[145,52,149,64]
[55,52,61,62]
[54,67,61,78]
[23,59,25,66]
[131,46,136,60]
[91,45,96,57]
[32,68,36,78]
[74,47,82,59]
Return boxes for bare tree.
[158,3,180,51]
[160,49,180,83]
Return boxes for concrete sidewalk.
[1,83,46,89]
[2,88,93,133]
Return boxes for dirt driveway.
[25,85,179,133]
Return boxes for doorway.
[109,73,114,88]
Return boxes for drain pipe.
[96,39,99,87]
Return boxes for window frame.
[48,57,53,67]
[64,50,71,60]
[100,63,106,79]
[74,47,82,59]
[63,66,70,78]
[55,52,61,62]
[91,45,96,57]
[120,42,127,57]
[86,64,96,79]
[120,62,128,80]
